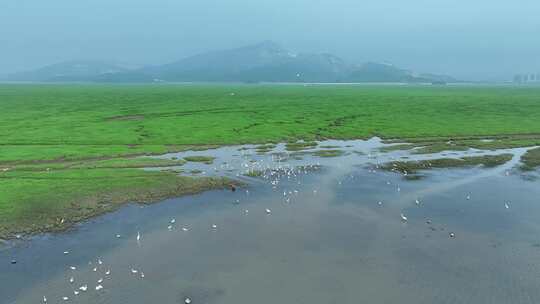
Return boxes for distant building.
[514,73,540,83]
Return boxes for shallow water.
[2,139,540,304]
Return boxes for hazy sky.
[1,0,539,80]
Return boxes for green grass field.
[2,84,540,162]
[1,83,540,238]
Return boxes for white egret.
[400,213,408,222]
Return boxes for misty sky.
[1,0,539,81]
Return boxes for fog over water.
[2,0,540,81]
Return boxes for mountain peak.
[239,41,289,57]
[250,40,284,51]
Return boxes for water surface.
[2,139,540,304]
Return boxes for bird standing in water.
[400,213,408,222]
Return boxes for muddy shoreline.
[2,138,539,242]
[0,176,240,241]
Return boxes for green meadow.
[1,83,540,238]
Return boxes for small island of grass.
[183,156,216,164]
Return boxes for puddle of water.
[2,138,540,304]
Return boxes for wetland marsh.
[1,84,540,304]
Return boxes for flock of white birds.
[30,146,517,304]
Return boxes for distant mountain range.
[5,41,458,83]
[6,61,132,82]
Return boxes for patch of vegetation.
[25,157,185,171]
[319,145,340,149]
[285,141,318,151]
[381,154,513,174]
[95,156,175,169]
[313,149,345,158]
[0,168,234,239]
[388,136,540,155]
[162,168,184,173]
[378,144,416,152]
[244,170,264,177]
[521,147,540,171]
[183,156,215,164]
[189,169,203,174]
[255,143,276,154]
